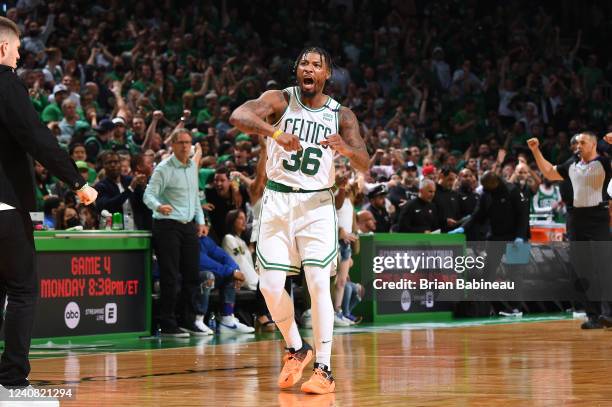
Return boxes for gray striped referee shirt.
[556,155,611,208]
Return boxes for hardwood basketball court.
[25,317,612,406]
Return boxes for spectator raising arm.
[143,110,163,151]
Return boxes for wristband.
[76,182,88,192]
[271,129,282,140]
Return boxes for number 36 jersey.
[266,86,341,190]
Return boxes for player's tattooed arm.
[229,90,287,137]
[337,107,370,173]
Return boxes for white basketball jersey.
[266,86,341,190]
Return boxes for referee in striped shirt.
[528,132,611,329]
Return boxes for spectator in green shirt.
[451,98,479,150]
[161,80,183,122]
[196,91,218,125]
[131,63,153,93]
[41,84,68,123]
[127,115,147,153]
[84,119,116,164]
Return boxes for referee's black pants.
[567,206,610,241]
[153,219,200,330]
[567,207,611,319]
[0,210,37,386]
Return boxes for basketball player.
[230,47,369,394]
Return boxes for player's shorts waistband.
[266,180,331,193]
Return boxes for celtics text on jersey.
[266,86,341,190]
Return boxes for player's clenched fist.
[320,134,350,156]
[275,132,302,152]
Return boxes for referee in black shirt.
[528,132,611,329]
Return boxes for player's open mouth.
[302,77,315,89]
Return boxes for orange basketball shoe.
[300,364,335,394]
[278,342,313,389]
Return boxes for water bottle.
[112,212,123,230]
[425,291,434,308]
[101,210,112,230]
[207,314,217,333]
[124,214,135,231]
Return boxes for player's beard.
[300,84,316,98]
[298,76,318,98]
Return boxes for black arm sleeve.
[556,157,574,180]
[0,76,85,190]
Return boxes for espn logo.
[105,303,117,324]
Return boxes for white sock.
[304,264,334,369]
[259,268,302,350]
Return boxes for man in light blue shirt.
[144,128,208,337]
[144,152,206,227]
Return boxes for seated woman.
[198,235,255,334]
[223,209,278,332]
[77,204,99,230]
[55,206,82,230]
[221,209,258,290]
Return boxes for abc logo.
[400,290,411,312]
[64,301,80,329]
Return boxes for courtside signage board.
[354,233,466,322]
[3,230,154,341]
[33,250,147,337]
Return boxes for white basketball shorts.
[255,187,338,275]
